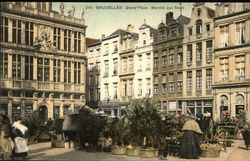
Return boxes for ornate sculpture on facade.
[60,3,64,15]
[81,8,85,19]
[34,25,56,51]
[68,6,75,17]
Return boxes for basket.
[201,149,220,158]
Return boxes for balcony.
[0,79,85,93]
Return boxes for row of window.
[0,53,82,84]
[0,17,82,53]
[153,69,212,94]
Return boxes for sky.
[52,3,215,39]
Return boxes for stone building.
[99,29,128,117]
[213,3,250,120]
[182,3,215,118]
[134,21,157,99]
[119,25,138,103]
[0,2,87,121]
[86,38,101,109]
[153,12,190,113]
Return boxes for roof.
[177,15,191,26]
[206,7,215,18]
[86,38,100,47]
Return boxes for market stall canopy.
[62,114,82,132]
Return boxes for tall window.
[113,58,118,75]
[206,69,212,89]
[53,60,61,82]
[25,22,34,46]
[128,56,133,72]
[220,57,229,81]
[0,53,8,78]
[0,17,8,42]
[113,41,118,52]
[236,22,245,45]
[162,74,167,93]
[187,44,192,62]
[196,42,202,61]
[12,54,21,80]
[146,78,151,95]
[169,73,174,92]
[206,24,210,32]
[196,20,202,34]
[159,30,165,41]
[177,46,183,63]
[128,79,133,96]
[104,60,109,76]
[146,53,151,70]
[206,40,213,60]
[153,57,159,67]
[12,19,21,44]
[138,79,142,96]
[177,72,183,91]
[104,84,109,98]
[64,29,71,52]
[220,25,229,47]
[38,58,50,81]
[169,54,174,65]
[122,80,127,96]
[64,61,71,83]
[189,28,192,36]
[138,55,142,72]
[196,70,202,90]
[25,56,33,80]
[235,55,245,80]
[54,28,61,50]
[122,57,127,73]
[74,62,81,84]
[104,44,109,55]
[187,71,192,90]
[113,83,118,99]
[162,55,167,66]
[170,27,177,37]
[154,76,159,93]
[74,32,81,53]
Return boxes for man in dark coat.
[180,116,203,159]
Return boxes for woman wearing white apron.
[11,119,28,159]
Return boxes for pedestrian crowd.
[0,114,29,160]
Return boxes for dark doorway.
[39,105,48,121]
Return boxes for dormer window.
[196,20,202,34]
[197,8,201,16]
[142,33,146,45]
[170,28,177,38]
[159,30,165,41]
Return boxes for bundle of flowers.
[200,143,221,150]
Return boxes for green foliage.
[101,117,127,146]
[78,108,106,147]
[23,110,43,137]
[125,98,161,148]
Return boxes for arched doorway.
[39,105,48,121]
[235,94,244,115]
[220,95,228,120]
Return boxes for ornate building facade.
[213,3,250,120]
[153,12,190,113]
[182,3,215,118]
[0,2,87,121]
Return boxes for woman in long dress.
[11,119,28,159]
[0,115,14,160]
[180,116,203,159]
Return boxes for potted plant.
[125,98,161,158]
[102,117,127,155]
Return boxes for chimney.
[127,24,134,33]
[166,12,173,25]
[101,34,105,39]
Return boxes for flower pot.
[201,149,220,158]
[111,147,127,155]
[139,149,157,158]
[126,148,140,157]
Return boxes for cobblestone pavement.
[19,139,250,161]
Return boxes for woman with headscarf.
[0,115,14,160]
[11,119,28,159]
[180,116,203,159]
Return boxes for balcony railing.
[0,79,84,92]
